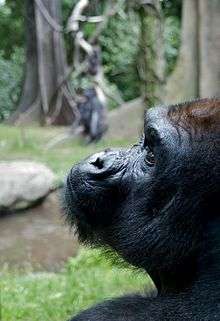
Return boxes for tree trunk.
[9,0,75,125]
[199,0,220,97]
[165,0,199,104]
[137,1,165,108]
[165,0,220,104]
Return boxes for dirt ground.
[0,191,78,271]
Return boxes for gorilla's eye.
[143,128,158,167]
[145,147,155,167]
[142,127,159,167]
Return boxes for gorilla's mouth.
[64,149,129,223]
[63,167,119,233]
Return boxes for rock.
[0,161,56,210]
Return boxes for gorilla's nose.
[89,153,105,170]
[70,149,124,181]
[88,150,117,174]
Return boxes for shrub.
[0,48,24,121]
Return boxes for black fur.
[77,88,107,142]
[64,98,220,321]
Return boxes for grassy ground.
[0,125,150,321]
[1,249,151,321]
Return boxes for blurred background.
[0,0,219,320]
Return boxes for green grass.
[1,249,152,321]
[0,125,148,321]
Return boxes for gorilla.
[64,98,220,321]
[77,88,108,143]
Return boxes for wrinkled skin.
[64,98,220,321]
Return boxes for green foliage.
[0,48,24,120]
[101,12,141,101]
[62,0,78,18]
[0,0,182,119]
[0,0,24,58]
[164,16,181,75]
[162,0,182,18]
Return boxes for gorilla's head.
[64,98,220,284]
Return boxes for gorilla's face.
[64,99,219,273]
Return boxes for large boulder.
[0,161,56,210]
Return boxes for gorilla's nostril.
[90,157,104,169]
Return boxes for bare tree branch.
[67,0,89,32]
[76,31,93,55]
[78,15,104,23]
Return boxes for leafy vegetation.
[101,12,141,101]
[0,0,24,58]
[0,48,24,120]
[0,1,182,121]
[164,16,181,75]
